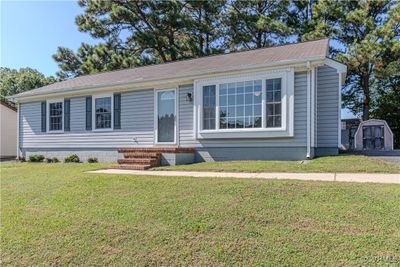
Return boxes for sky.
[0,0,97,76]
[0,0,355,118]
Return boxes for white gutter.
[9,56,329,103]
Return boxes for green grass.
[1,162,400,266]
[155,154,400,173]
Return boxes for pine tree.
[223,0,291,50]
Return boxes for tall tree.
[54,0,227,79]
[291,0,399,121]
[184,0,225,56]
[0,67,55,102]
[371,5,400,147]
[224,0,291,50]
[53,41,147,80]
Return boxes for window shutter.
[86,96,92,130]
[64,99,70,131]
[41,101,46,132]
[114,93,121,129]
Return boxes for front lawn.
[1,162,400,266]
[155,154,400,173]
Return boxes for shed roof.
[12,39,330,99]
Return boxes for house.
[0,100,17,160]
[9,39,347,168]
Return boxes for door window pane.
[158,90,175,142]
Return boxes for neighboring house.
[354,119,394,151]
[10,39,347,166]
[0,100,17,160]
[341,118,360,150]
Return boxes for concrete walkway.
[88,169,400,184]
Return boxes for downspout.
[338,73,342,149]
[306,62,311,159]
[16,102,20,160]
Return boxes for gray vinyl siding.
[19,69,338,160]
[178,71,308,147]
[316,66,339,148]
[19,89,155,148]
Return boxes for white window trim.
[154,88,178,145]
[92,93,114,132]
[47,99,64,133]
[194,69,294,139]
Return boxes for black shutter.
[41,101,46,132]
[86,96,92,130]
[64,99,70,131]
[114,93,121,129]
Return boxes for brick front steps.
[115,147,195,170]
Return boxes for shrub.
[64,154,80,163]
[18,156,26,162]
[29,155,45,162]
[88,157,98,163]
[46,158,53,163]
[52,157,59,163]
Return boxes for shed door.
[362,126,384,150]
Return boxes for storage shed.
[354,119,394,151]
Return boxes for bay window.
[196,70,293,139]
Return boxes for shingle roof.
[13,39,329,99]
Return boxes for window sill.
[92,128,114,132]
[47,130,64,134]
[197,127,292,139]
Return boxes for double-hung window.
[48,100,63,132]
[94,95,113,130]
[266,78,282,127]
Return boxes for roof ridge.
[62,38,330,81]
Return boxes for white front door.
[156,89,176,144]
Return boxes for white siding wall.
[0,105,17,157]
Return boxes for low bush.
[45,157,59,163]
[18,156,26,162]
[29,155,45,162]
[88,157,98,163]
[64,154,80,163]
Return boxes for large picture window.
[219,80,262,129]
[48,101,63,131]
[95,96,112,129]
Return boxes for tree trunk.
[362,75,370,120]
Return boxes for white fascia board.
[10,56,328,103]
